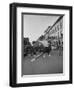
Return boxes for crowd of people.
[24,37,63,58]
[24,38,51,57]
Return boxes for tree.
[38,35,45,40]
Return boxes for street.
[22,50,63,75]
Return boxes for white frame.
[17,7,69,84]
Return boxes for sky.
[23,14,60,43]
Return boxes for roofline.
[44,15,64,34]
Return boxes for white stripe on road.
[31,53,51,62]
[31,53,43,62]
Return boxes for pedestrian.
[58,40,61,56]
[38,40,51,58]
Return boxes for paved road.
[22,50,63,75]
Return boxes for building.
[44,15,64,49]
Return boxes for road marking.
[31,53,51,62]
[31,53,43,62]
[31,58,35,62]
[48,54,51,56]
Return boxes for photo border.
[10,3,72,87]
[22,12,64,76]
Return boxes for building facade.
[44,16,64,49]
